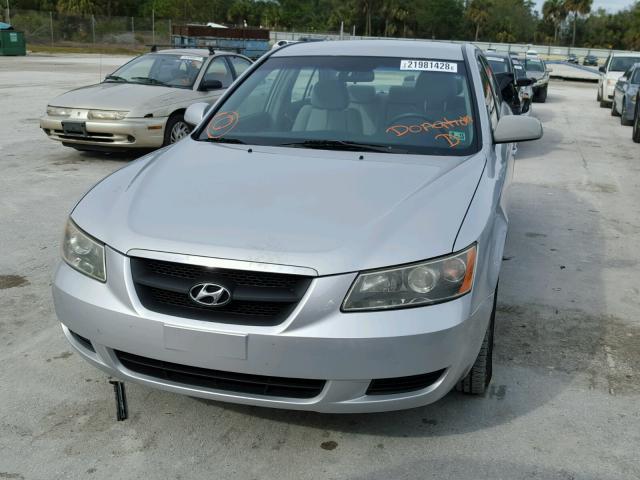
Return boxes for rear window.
[197,55,479,156]
[487,57,510,74]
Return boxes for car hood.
[71,140,486,275]
[606,71,624,81]
[528,70,545,80]
[49,82,195,116]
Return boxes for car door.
[194,56,235,106]
[614,68,631,107]
[478,54,514,210]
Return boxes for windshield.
[513,63,527,80]
[487,57,510,74]
[610,56,640,72]
[108,53,205,88]
[197,56,478,156]
[524,59,545,72]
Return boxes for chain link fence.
[4,9,172,49]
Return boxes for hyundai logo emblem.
[188,283,231,307]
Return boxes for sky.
[533,0,636,14]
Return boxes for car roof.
[152,48,223,57]
[611,52,640,57]
[485,52,511,60]
[272,39,465,61]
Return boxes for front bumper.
[53,248,494,413]
[40,115,166,149]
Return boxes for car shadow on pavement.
[193,184,613,439]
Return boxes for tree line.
[7,0,640,50]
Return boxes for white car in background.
[597,52,640,108]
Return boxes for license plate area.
[61,121,86,136]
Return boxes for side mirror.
[493,115,543,144]
[598,66,606,73]
[184,102,209,127]
[199,79,223,91]
[516,77,533,87]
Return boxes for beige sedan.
[40,48,252,152]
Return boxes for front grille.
[116,350,325,399]
[130,257,313,326]
[366,369,446,395]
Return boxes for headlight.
[47,106,72,117]
[87,110,128,120]
[342,244,477,312]
[62,220,106,282]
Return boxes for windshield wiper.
[131,76,170,86]
[205,137,246,144]
[279,140,400,153]
[104,75,128,83]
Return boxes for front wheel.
[456,288,496,395]
[621,101,633,126]
[597,87,602,102]
[163,113,192,146]
[611,97,620,116]
[534,86,547,103]
[632,104,640,143]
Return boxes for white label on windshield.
[487,57,505,62]
[514,65,523,69]
[180,55,203,62]
[400,60,458,73]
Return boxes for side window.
[477,57,500,129]
[203,57,234,88]
[290,67,318,103]
[229,56,252,77]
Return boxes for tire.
[633,104,640,143]
[456,288,496,395]
[163,112,192,146]
[537,86,547,103]
[621,100,633,126]
[611,97,620,116]
[597,88,602,102]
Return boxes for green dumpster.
[0,28,26,56]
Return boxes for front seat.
[293,79,363,134]
[415,72,467,120]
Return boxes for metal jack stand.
[109,380,128,421]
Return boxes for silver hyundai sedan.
[53,40,542,413]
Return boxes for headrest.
[415,71,457,98]
[348,85,376,103]
[312,79,349,110]
[388,86,419,104]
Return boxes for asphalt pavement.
[1,55,639,480]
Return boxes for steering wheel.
[387,112,433,125]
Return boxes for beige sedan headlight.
[62,220,106,282]
[47,106,72,117]
[87,110,128,120]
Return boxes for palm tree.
[564,0,592,46]
[466,0,492,42]
[542,0,567,44]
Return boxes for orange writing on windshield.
[435,133,461,148]
[386,115,473,138]
[207,111,240,139]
